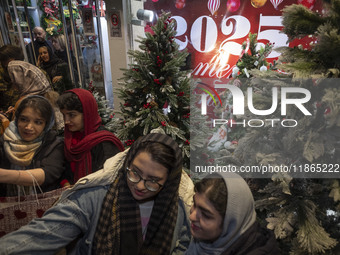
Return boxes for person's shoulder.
[60,184,110,207]
[242,222,280,255]
[69,184,110,198]
[41,130,63,149]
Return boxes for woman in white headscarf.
[186,172,279,255]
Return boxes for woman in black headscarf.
[37,45,73,94]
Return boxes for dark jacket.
[222,222,280,255]
[40,58,73,94]
[0,130,66,196]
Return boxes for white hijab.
[185,172,256,255]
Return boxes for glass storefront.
[0,0,109,98]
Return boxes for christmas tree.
[230,1,340,254]
[231,32,276,78]
[111,12,191,167]
[199,34,277,167]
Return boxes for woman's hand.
[0,113,9,123]
[0,168,45,186]
[52,76,62,83]
[36,56,41,67]
[6,106,14,115]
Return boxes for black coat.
[222,222,280,255]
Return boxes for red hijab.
[63,88,124,182]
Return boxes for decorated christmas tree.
[111,12,191,167]
[201,33,277,165]
[231,32,276,78]
[229,1,340,254]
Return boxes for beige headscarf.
[3,121,41,167]
[185,172,256,255]
[7,60,52,97]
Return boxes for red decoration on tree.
[156,56,163,67]
[297,0,315,9]
[177,92,184,96]
[143,103,151,109]
[161,121,167,126]
[154,79,162,85]
[182,113,190,119]
[226,0,240,12]
[185,140,190,145]
[208,158,214,163]
[125,139,135,146]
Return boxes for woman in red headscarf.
[57,88,124,184]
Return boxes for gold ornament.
[165,77,172,85]
[251,0,267,8]
[149,101,158,108]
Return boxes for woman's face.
[60,109,84,132]
[127,151,168,202]
[52,39,61,51]
[189,192,223,242]
[17,107,46,142]
[39,47,50,62]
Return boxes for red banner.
[145,0,322,79]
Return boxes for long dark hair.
[195,174,228,219]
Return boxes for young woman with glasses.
[0,133,193,254]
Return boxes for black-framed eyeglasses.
[126,167,163,192]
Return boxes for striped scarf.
[93,133,183,255]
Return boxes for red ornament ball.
[227,0,240,12]
[175,1,185,9]
[297,0,315,9]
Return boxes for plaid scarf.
[93,133,183,255]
